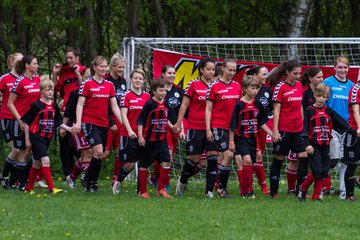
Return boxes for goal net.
[120,37,360,182]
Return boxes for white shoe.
[339,190,346,200]
[112,181,121,195]
[205,191,214,199]
[35,180,48,188]
[66,175,75,189]
[175,177,186,196]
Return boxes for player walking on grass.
[61,71,93,189]
[174,58,219,198]
[149,65,185,188]
[343,80,360,201]
[7,54,41,191]
[295,67,324,193]
[73,56,122,192]
[22,79,65,195]
[205,59,242,198]
[112,68,150,195]
[268,59,308,199]
[0,53,23,189]
[136,78,172,198]
[52,47,86,179]
[322,56,354,199]
[246,65,271,195]
[104,53,127,182]
[229,76,275,198]
[298,83,354,201]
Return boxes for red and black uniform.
[78,77,116,191]
[11,75,41,149]
[54,63,86,112]
[136,98,170,194]
[207,79,242,193]
[207,79,242,151]
[0,73,17,142]
[21,99,62,159]
[178,78,219,194]
[54,63,86,177]
[104,74,127,151]
[184,79,219,153]
[301,105,353,200]
[230,99,268,195]
[21,99,62,193]
[272,80,305,155]
[270,80,305,197]
[119,90,151,163]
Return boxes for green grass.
[0,179,358,240]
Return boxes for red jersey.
[272,80,303,132]
[11,75,41,117]
[348,83,360,130]
[120,90,151,136]
[184,78,211,130]
[0,72,18,119]
[207,80,242,129]
[21,99,62,139]
[79,77,116,127]
[229,99,268,139]
[136,98,168,142]
[54,63,87,111]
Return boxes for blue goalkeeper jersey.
[323,75,354,121]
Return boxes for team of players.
[1,50,360,200]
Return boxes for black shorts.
[308,142,330,178]
[81,123,108,150]
[234,136,256,164]
[186,129,219,155]
[1,119,14,143]
[30,134,51,160]
[272,131,306,156]
[212,128,230,152]
[119,136,140,163]
[138,140,170,168]
[344,132,360,164]
[12,120,26,150]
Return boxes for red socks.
[253,161,266,186]
[113,156,124,180]
[41,166,54,191]
[322,173,332,191]
[158,165,171,190]
[313,178,323,200]
[242,165,254,194]
[138,169,148,194]
[25,166,41,191]
[70,160,84,180]
[286,167,297,192]
[300,173,315,191]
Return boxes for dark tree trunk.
[128,0,140,37]
[152,0,167,37]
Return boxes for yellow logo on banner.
[174,59,200,89]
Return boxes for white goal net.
[120,37,360,181]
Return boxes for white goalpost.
[120,37,360,181]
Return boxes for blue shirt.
[323,75,354,121]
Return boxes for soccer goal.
[120,37,360,181]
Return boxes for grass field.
[0,178,358,240]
